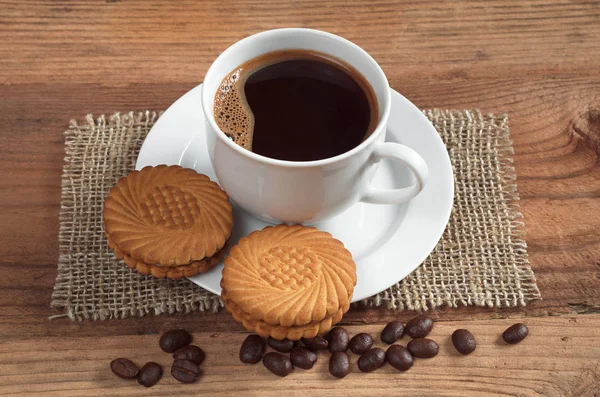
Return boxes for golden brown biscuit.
[104,165,233,266]
[221,224,356,327]
[135,258,221,279]
[107,236,223,279]
[222,290,345,340]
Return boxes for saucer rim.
[136,84,454,302]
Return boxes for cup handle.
[361,142,429,204]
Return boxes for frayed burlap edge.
[359,110,540,311]
[51,109,540,321]
[51,111,222,320]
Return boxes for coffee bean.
[262,352,293,377]
[290,346,317,370]
[405,315,434,339]
[267,337,296,353]
[173,345,206,365]
[239,334,266,364]
[137,362,162,388]
[502,323,529,344]
[386,345,414,371]
[301,336,328,351]
[171,359,201,383]
[327,327,349,353]
[329,351,350,379]
[159,329,192,353]
[452,329,477,355]
[381,321,404,344]
[407,338,439,358]
[110,358,139,379]
[349,333,374,354]
[357,348,386,372]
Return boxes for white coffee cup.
[202,28,428,224]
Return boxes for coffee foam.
[214,68,254,150]
[214,51,324,151]
[213,50,378,153]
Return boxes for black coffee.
[214,50,378,161]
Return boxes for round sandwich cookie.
[222,290,346,340]
[107,236,226,279]
[221,224,356,340]
[104,165,233,278]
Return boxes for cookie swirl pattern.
[222,224,356,327]
[104,165,233,266]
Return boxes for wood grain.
[1,317,598,396]
[1,0,600,395]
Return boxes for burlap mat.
[51,110,541,320]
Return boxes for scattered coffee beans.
[502,323,529,344]
[329,351,350,379]
[107,328,211,388]
[171,359,201,383]
[110,321,534,383]
[405,315,434,339]
[239,334,266,364]
[263,352,293,377]
[137,362,163,388]
[290,346,317,370]
[267,337,296,353]
[385,345,414,371]
[173,345,206,365]
[327,327,349,353]
[110,358,139,379]
[381,321,404,344]
[159,329,192,353]
[349,333,374,354]
[357,348,386,373]
[301,336,328,351]
[407,338,439,358]
[452,329,476,355]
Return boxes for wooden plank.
[0,316,598,396]
[0,1,600,394]
[1,0,599,85]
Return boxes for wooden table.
[1,1,599,395]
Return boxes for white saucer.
[136,84,453,302]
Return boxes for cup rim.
[201,28,392,168]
